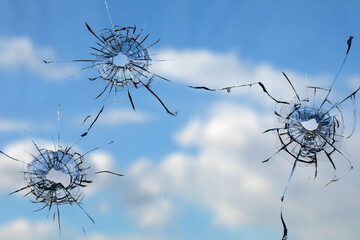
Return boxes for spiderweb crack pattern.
[263,36,357,240]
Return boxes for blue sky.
[0,0,360,239]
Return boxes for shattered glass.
[26,147,89,208]
[79,23,169,114]
[64,0,282,136]
[37,1,359,239]
[0,107,123,239]
[263,36,358,239]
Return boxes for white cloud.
[152,49,260,87]
[0,218,171,240]
[118,158,175,229]
[0,139,39,194]
[0,218,56,240]
[0,36,76,80]
[151,49,338,104]
[1,47,360,239]
[85,151,119,196]
[120,102,279,229]
[117,99,360,239]
[98,108,152,125]
[0,116,56,133]
[0,117,28,132]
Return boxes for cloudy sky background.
[0,0,360,239]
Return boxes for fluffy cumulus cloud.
[118,102,280,230]
[117,98,360,239]
[0,139,40,194]
[169,103,279,227]
[85,151,119,196]
[81,48,360,237]
[150,48,341,104]
[0,218,56,240]
[1,48,360,240]
[1,99,360,239]
[119,158,175,229]
[0,36,76,80]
